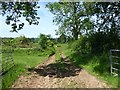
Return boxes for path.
[12,54,109,88]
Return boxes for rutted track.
[12,54,109,88]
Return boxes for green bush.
[89,31,120,53]
[71,36,90,54]
[47,46,55,56]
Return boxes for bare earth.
[12,54,109,88]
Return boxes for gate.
[0,50,14,75]
[110,49,120,76]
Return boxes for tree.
[55,26,67,43]
[37,34,48,49]
[37,33,54,49]
[0,2,40,32]
[14,35,31,48]
[46,2,94,40]
[83,2,120,52]
[93,2,120,50]
[58,33,67,43]
[91,2,120,33]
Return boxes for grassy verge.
[54,44,62,61]
[55,43,70,60]
[62,43,119,88]
[2,48,52,88]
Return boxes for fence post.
[110,49,112,75]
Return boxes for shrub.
[71,36,90,54]
[88,31,120,53]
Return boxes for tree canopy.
[0,2,40,32]
[46,2,119,39]
[46,2,94,40]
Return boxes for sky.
[0,2,59,38]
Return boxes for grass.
[79,53,119,88]
[54,44,63,61]
[61,43,119,88]
[55,43,71,60]
[2,43,119,88]
[2,48,51,88]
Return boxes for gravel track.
[12,54,109,88]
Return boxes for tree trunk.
[73,2,79,40]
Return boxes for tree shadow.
[28,57,82,78]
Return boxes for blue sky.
[0,2,59,38]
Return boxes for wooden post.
[110,49,112,75]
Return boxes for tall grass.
[63,43,119,88]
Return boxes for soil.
[12,53,109,88]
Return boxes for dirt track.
[12,54,109,88]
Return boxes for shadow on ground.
[28,57,82,78]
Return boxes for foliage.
[88,2,120,53]
[55,27,73,43]
[57,33,66,43]
[89,31,120,53]
[13,35,31,48]
[37,33,55,50]
[2,64,25,89]
[2,44,56,88]
[70,36,90,54]
[2,36,32,48]
[2,38,14,46]
[46,2,94,40]
[47,2,120,53]
[63,43,119,88]
[72,52,118,88]
[94,2,120,33]
[2,48,50,88]
[2,2,120,88]
[37,34,48,49]
[2,34,56,88]
[70,31,120,54]
[0,2,40,32]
